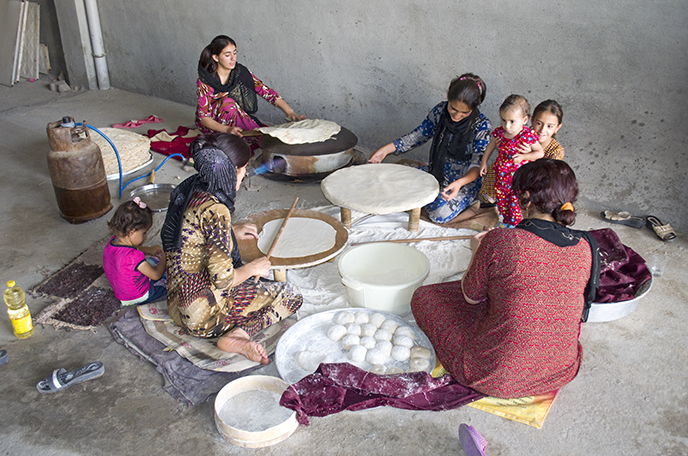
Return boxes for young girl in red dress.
[479,95,544,226]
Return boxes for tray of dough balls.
[275,308,436,385]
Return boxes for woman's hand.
[369,143,395,163]
[470,231,488,253]
[285,111,306,122]
[233,223,259,240]
[442,181,463,200]
[226,125,244,137]
[512,154,525,165]
[244,256,272,278]
[479,162,488,176]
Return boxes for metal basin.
[587,278,653,323]
[128,183,175,212]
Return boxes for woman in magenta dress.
[412,159,600,398]
[195,35,305,138]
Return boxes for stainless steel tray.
[275,308,436,385]
[128,183,175,212]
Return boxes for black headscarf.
[516,218,601,322]
[198,61,258,115]
[427,103,477,183]
[161,146,242,268]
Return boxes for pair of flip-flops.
[112,115,164,129]
[36,361,104,393]
[601,211,677,242]
[459,424,487,456]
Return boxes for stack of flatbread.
[91,128,152,177]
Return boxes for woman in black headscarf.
[195,35,305,138]
[369,73,492,224]
[161,133,302,364]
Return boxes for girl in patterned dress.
[369,73,492,223]
[478,99,565,205]
[195,35,305,140]
[161,133,303,364]
[479,95,544,226]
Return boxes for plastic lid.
[7,280,15,288]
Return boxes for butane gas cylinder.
[46,117,112,223]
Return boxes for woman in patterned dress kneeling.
[162,133,302,364]
[412,159,599,398]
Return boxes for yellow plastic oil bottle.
[4,281,33,339]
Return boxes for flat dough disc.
[257,217,337,258]
[91,128,152,176]
[321,164,439,214]
[258,119,341,144]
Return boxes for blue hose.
[76,123,185,198]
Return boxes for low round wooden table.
[236,208,348,282]
[321,163,439,232]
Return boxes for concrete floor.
[1,77,687,456]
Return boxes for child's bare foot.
[217,327,270,364]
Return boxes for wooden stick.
[254,197,299,282]
[351,234,473,246]
[241,129,263,137]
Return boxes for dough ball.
[369,313,386,328]
[373,328,392,341]
[366,348,388,365]
[410,346,432,360]
[326,324,347,341]
[334,311,355,325]
[375,340,393,357]
[393,335,414,348]
[354,311,370,325]
[391,345,411,362]
[349,344,367,363]
[395,326,416,340]
[408,357,431,372]
[380,320,399,334]
[360,336,377,350]
[296,351,326,372]
[361,323,378,337]
[369,364,386,375]
[386,366,404,375]
[341,334,360,351]
[345,323,362,336]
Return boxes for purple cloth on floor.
[591,229,652,303]
[279,363,484,425]
[109,309,262,406]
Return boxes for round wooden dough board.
[321,163,439,215]
[236,209,348,269]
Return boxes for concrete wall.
[62,0,688,231]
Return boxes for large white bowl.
[338,243,430,315]
[587,278,653,323]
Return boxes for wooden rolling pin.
[255,197,299,282]
[351,234,474,246]
[241,129,263,137]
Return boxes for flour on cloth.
[258,119,341,144]
[258,217,336,258]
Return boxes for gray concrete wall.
[63,0,688,231]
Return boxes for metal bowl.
[128,183,175,212]
[587,278,653,323]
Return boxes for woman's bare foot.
[217,327,270,364]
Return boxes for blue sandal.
[36,361,104,393]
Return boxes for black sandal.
[600,210,645,228]
[646,216,677,242]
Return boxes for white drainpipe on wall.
[83,0,110,90]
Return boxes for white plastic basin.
[338,243,430,315]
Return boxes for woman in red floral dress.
[412,159,599,398]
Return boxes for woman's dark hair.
[447,73,486,108]
[512,159,578,226]
[108,201,153,237]
[500,94,531,118]
[532,99,564,138]
[190,132,251,168]
[199,35,236,74]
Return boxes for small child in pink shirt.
[103,198,166,305]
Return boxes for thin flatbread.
[258,217,337,258]
[258,119,341,145]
